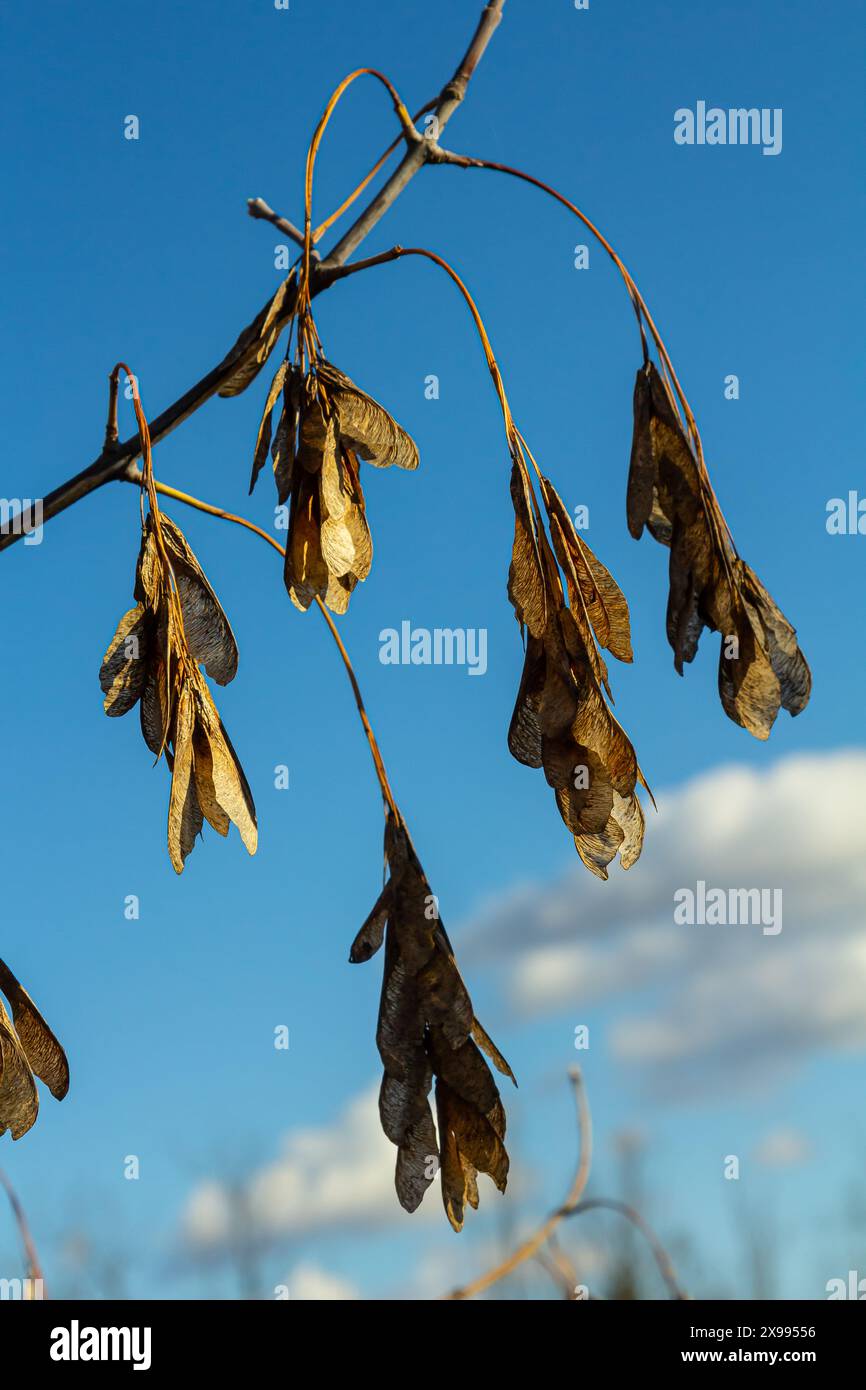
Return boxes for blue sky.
[1,0,864,1299]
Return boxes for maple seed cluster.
[250,343,418,614]
[628,359,811,739]
[351,814,513,1230]
[100,509,257,874]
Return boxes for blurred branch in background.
[0,1168,46,1298]
[444,1069,688,1301]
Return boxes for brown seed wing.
[718,604,781,741]
[100,604,150,716]
[508,637,546,768]
[573,534,633,662]
[134,526,161,608]
[627,365,656,538]
[0,960,69,1103]
[340,451,373,582]
[318,361,419,471]
[551,538,611,697]
[738,561,812,717]
[416,950,474,1051]
[471,1018,516,1086]
[272,397,298,508]
[507,460,547,638]
[0,999,40,1141]
[140,649,172,757]
[573,812,626,881]
[434,1076,509,1233]
[611,790,645,871]
[167,685,201,874]
[158,516,239,686]
[349,884,392,963]
[570,682,638,797]
[544,479,633,662]
[284,472,329,611]
[376,931,427,1081]
[196,696,258,855]
[394,1104,439,1214]
[249,360,287,495]
[547,742,614,835]
[217,273,297,398]
[192,724,231,837]
[666,514,715,672]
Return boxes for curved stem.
[302,70,416,310]
[563,1198,689,1301]
[439,155,736,563]
[312,99,437,245]
[142,478,401,822]
[447,161,695,444]
[326,244,525,462]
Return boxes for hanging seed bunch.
[243,77,420,617]
[100,368,257,873]
[0,958,68,1141]
[351,812,514,1230]
[628,359,811,739]
[249,347,418,614]
[507,438,650,879]
[417,252,649,880]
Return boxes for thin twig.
[563,1198,689,1301]
[0,1168,46,1296]
[535,1233,581,1300]
[103,369,120,450]
[246,198,312,256]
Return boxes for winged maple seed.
[628,360,811,739]
[0,958,69,1141]
[217,269,298,401]
[249,354,418,614]
[507,451,650,880]
[100,509,257,872]
[350,813,514,1230]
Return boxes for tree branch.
[0,0,506,556]
[246,197,311,255]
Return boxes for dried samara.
[628,360,811,738]
[0,958,68,1140]
[100,508,257,872]
[249,355,418,614]
[351,814,514,1230]
[507,448,650,880]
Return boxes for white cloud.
[180,1081,435,1256]
[464,749,866,1095]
